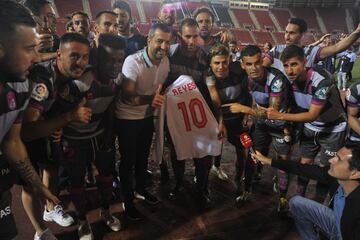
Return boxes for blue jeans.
[289,196,342,240]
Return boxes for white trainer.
[134,191,145,200]
[43,205,74,227]
[211,166,229,180]
[34,228,57,240]
[100,209,121,232]
[78,220,94,240]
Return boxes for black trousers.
[116,117,154,204]
[62,134,115,219]
[166,127,212,196]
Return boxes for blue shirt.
[334,186,346,234]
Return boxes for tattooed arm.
[2,123,59,204]
[224,100,267,119]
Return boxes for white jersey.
[165,75,221,160]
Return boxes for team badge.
[315,87,328,100]
[271,79,283,92]
[31,83,48,102]
[6,91,16,110]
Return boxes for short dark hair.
[0,0,36,45]
[180,18,198,34]
[95,10,117,24]
[288,17,308,33]
[148,22,171,38]
[280,44,304,63]
[98,33,127,50]
[229,40,237,45]
[193,7,215,23]
[209,43,229,59]
[240,45,262,59]
[112,0,132,18]
[60,32,90,47]
[24,0,51,16]
[71,11,89,20]
[264,42,273,49]
[344,141,360,172]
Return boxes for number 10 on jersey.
[177,98,208,132]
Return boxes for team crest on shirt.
[31,83,48,102]
[315,87,329,100]
[271,79,283,92]
[6,91,16,110]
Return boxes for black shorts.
[25,138,60,169]
[224,117,246,149]
[252,121,290,156]
[0,190,17,239]
[300,127,346,165]
[0,155,15,194]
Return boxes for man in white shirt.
[115,23,171,220]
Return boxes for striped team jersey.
[292,66,346,132]
[264,44,322,75]
[346,82,360,141]
[63,69,123,139]
[28,60,72,117]
[206,67,251,121]
[165,75,221,160]
[248,67,293,128]
[0,78,31,193]
[0,80,31,144]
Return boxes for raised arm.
[319,24,360,59]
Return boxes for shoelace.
[54,206,65,216]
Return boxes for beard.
[119,22,130,34]
[0,55,29,82]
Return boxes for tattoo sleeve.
[8,157,43,191]
[3,123,44,193]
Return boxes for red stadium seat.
[232,9,255,29]
[88,0,112,18]
[253,10,276,30]
[55,0,84,18]
[253,31,274,45]
[270,9,291,30]
[317,8,349,33]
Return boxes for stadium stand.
[232,9,255,29]
[253,31,274,45]
[55,0,83,18]
[253,10,276,30]
[270,9,291,31]
[128,1,141,22]
[142,1,161,22]
[88,0,111,17]
[232,29,254,44]
[290,8,320,32]
[317,8,349,33]
[184,2,208,15]
[211,3,233,27]
[273,31,285,44]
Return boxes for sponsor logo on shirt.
[0,206,11,219]
[271,79,283,93]
[315,87,329,100]
[31,83,48,102]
